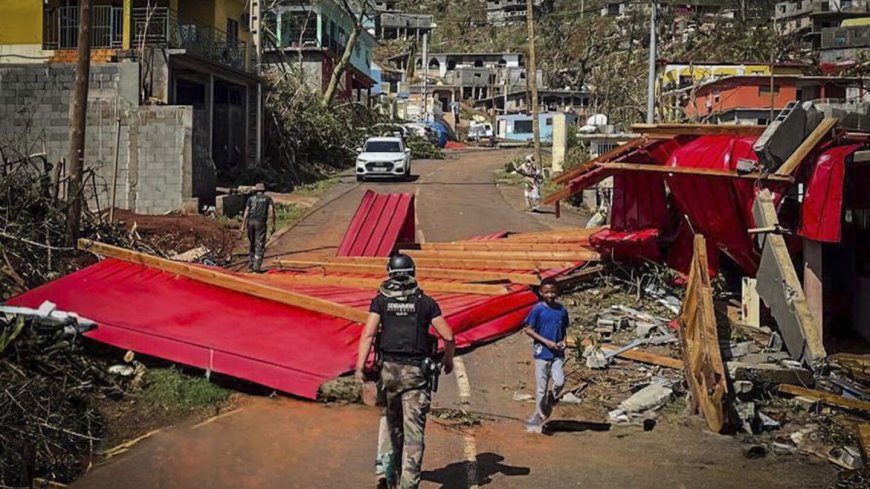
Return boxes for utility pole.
[525,0,542,171]
[581,0,585,20]
[422,32,428,122]
[646,0,657,124]
[66,0,94,246]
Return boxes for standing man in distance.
[240,182,276,273]
[355,254,455,489]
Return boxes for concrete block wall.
[0,62,214,215]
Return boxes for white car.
[355,137,412,182]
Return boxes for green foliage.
[261,72,390,187]
[274,203,304,231]
[141,367,230,410]
[407,134,445,159]
[0,316,24,354]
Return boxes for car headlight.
[392,159,405,164]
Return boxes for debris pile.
[549,237,870,480]
[0,303,115,486]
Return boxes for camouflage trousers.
[380,361,432,489]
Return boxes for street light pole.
[422,32,428,122]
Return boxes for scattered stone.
[608,383,673,423]
[733,380,754,395]
[559,392,583,404]
[513,392,534,402]
[828,446,863,470]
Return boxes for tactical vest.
[378,293,435,360]
[246,193,271,223]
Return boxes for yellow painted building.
[0,0,253,69]
[658,62,809,93]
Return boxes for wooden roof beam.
[775,117,839,177]
[400,249,601,262]
[78,239,369,323]
[632,123,766,136]
[602,162,793,181]
[263,274,509,296]
[275,260,542,285]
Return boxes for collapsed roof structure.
[546,101,870,369]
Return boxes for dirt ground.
[111,209,239,259]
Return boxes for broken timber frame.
[678,234,728,433]
[632,123,766,137]
[420,241,588,252]
[323,255,579,270]
[752,190,826,367]
[400,249,601,262]
[775,117,839,177]
[78,239,369,323]
[263,274,508,296]
[603,162,793,182]
[275,260,542,285]
[778,384,870,413]
[551,138,648,185]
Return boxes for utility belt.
[380,353,441,392]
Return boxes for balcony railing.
[44,5,124,50]
[131,7,248,71]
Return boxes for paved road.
[73,150,836,489]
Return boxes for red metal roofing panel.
[336,190,416,257]
[7,258,557,399]
[610,173,669,230]
[799,144,860,243]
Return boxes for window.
[757,118,769,125]
[759,85,781,95]
[226,18,239,48]
[514,120,533,133]
[365,141,402,153]
[713,90,720,102]
[545,117,553,126]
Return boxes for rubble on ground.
[543,262,870,480]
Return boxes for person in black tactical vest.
[355,254,455,489]
[240,183,276,273]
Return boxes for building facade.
[663,74,870,125]
[774,0,870,48]
[0,0,263,214]
[261,0,377,101]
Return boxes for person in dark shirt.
[523,277,569,432]
[240,183,275,273]
[355,254,455,489]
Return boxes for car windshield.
[365,141,402,153]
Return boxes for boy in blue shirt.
[523,277,569,431]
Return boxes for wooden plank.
[401,249,601,262]
[505,227,606,242]
[324,255,578,270]
[678,234,728,433]
[263,274,509,296]
[552,137,647,184]
[601,345,684,370]
[78,239,369,323]
[602,162,793,181]
[275,260,542,285]
[632,123,766,136]
[857,424,870,468]
[565,337,683,370]
[775,117,839,177]
[778,384,870,412]
[421,241,588,252]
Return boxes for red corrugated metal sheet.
[336,190,416,257]
[7,258,550,399]
[799,144,861,243]
[611,173,669,230]
[590,228,661,261]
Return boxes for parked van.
[468,122,494,140]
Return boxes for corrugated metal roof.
[336,190,416,257]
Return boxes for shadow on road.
[422,452,530,488]
[542,420,611,436]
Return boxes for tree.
[322,0,373,105]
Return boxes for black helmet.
[387,254,416,277]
